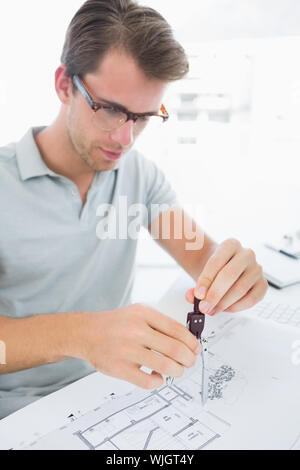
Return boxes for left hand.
[185,238,268,315]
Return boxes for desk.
[0,274,300,450]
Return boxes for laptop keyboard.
[249,300,300,327]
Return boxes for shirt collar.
[16,127,120,182]
[16,127,58,181]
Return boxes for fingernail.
[195,286,206,300]
[209,308,216,316]
[199,301,211,314]
[195,344,202,355]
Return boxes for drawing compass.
[187,297,209,405]
[166,297,209,406]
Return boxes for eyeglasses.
[72,75,169,133]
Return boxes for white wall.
[0,0,83,144]
[1,1,299,267]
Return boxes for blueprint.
[23,385,229,450]
[21,357,235,450]
[18,307,300,450]
[0,271,297,451]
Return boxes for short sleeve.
[142,157,178,228]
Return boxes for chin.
[94,159,117,172]
[82,153,110,172]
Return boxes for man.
[0,0,268,419]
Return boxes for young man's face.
[66,49,168,172]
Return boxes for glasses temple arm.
[73,75,95,109]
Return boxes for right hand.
[75,304,201,389]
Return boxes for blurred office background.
[0,1,300,303]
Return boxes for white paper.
[16,312,300,450]
[1,274,300,450]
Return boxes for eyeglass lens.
[92,107,164,132]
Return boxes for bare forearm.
[178,233,218,282]
[0,312,84,374]
[153,207,218,282]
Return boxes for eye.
[102,106,120,116]
[137,115,150,122]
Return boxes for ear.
[55,65,73,105]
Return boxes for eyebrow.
[94,95,159,116]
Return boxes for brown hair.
[61,0,189,84]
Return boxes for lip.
[100,147,122,161]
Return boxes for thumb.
[194,280,210,301]
[185,288,195,304]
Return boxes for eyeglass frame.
[72,74,169,130]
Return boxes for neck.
[35,110,95,190]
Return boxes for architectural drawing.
[15,313,299,450]
[22,353,243,450]
[179,352,247,406]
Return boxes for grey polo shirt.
[0,127,177,419]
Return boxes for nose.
[110,120,135,147]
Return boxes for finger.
[222,277,269,313]
[199,249,256,314]
[145,307,199,353]
[185,288,195,303]
[145,327,198,368]
[107,361,164,389]
[194,239,241,300]
[135,347,185,378]
[210,264,263,315]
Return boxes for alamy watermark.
[291,339,300,366]
[0,340,6,365]
[95,196,205,251]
